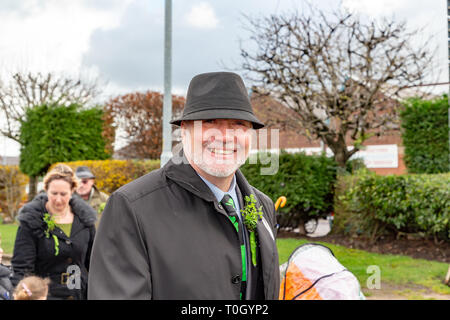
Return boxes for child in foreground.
[13,276,50,300]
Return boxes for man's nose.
[216,122,235,140]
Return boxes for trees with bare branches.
[105,91,185,160]
[239,7,436,167]
[0,72,100,143]
[0,72,101,199]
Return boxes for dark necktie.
[220,194,247,299]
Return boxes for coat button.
[67,258,72,264]
[66,240,71,245]
[67,296,74,300]
[231,275,241,284]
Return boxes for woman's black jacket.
[11,193,96,300]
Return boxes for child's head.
[13,276,50,300]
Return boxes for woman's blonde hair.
[43,164,79,192]
[14,276,50,300]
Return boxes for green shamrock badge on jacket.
[43,213,59,256]
[240,194,263,267]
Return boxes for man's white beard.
[197,158,242,178]
[182,136,249,178]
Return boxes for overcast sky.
[0,0,448,156]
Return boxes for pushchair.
[279,243,365,300]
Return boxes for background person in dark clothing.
[11,164,96,300]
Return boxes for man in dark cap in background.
[88,72,280,300]
[75,166,109,223]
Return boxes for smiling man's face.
[181,119,253,180]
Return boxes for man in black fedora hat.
[88,72,280,300]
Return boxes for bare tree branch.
[0,72,100,142]
[239,5,436,167]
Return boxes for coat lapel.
[164,154,218,204]
[235,170,278,299]
[69,215,84,238]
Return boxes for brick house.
[250,94,407,175]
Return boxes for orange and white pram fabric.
[279,243,365,300]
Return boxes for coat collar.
[17,192,97,237]
[163,151,219,203]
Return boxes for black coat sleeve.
[10,225,37,286]
[84,225,96,271]
[87,191,152,300]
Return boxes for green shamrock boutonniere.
[98,202,106,214]
[240,194,263,266]
[43,213,59,256]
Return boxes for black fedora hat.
[170,72,264,129]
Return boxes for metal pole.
[448,0,450,171]
[160,0,172,167]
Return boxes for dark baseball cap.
[75,166,95,179]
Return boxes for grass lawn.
[277,238,450,296]
[0,223,18,255]
[1,223,449,297]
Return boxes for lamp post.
[446,0,450,281]
[160,0,172,167]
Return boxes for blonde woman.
[11,164,96,300]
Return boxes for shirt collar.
[197,173,237,203]
[198,173,241,217]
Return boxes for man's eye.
[234,121,250,128]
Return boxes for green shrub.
[0,165,29,223]
[19,103,111,178]
[336,171,450,242]
[240,152,337,228]
[400,96,449,174]
[50,159,160,194]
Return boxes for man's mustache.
[202,141,244,151]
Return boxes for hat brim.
[170,108,265,129]
[76,173,95,179]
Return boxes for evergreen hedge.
[400,96,449,174]
[240,152,337,228]
[335,170,450,242]
[19,103,111,178]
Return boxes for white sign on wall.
[252,144,399,168]
[350,144,398,168]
